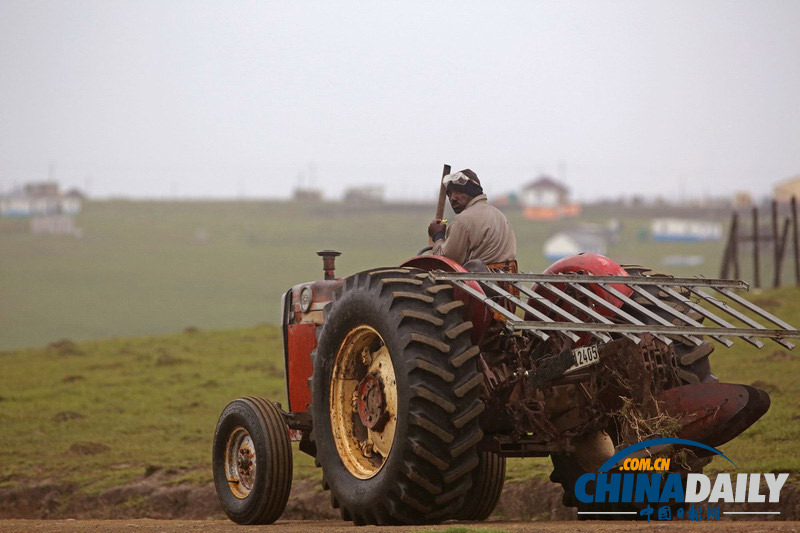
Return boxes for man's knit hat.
[445,168,483,197]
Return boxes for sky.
[0,1,799,203]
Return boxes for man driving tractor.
[427,168,518,272]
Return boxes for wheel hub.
[224,427,256,499]
[330,325,398,479]
[357,372,389,430]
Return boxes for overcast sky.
[1,1,798,202]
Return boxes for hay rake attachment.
[429,272,800,350]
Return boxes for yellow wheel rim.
[224,426,256,499]
[330,325,398,479]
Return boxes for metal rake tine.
[535,282,640,344]
[451,280,549,341]
[716,288,797,331]
[659,285,763,348]
[429,271,748,288]
[692,288,794,350]
[507,321,800,339]
[512,282,612,343]
[630,285,733,347]
[482,281,582,343]
[601,283,703,346]
[570,283,672,345]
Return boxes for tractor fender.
[400,255,492,343]
[533,253,633,318]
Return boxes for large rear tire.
[311,267,484,525]
[457,450,506,521]
[212,397,293,524]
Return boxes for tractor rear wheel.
[457,450,506,520]
[311,267,484,525]
[212,396,293,524]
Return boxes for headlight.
[300,287,313,312]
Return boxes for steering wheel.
[417,245,433,255]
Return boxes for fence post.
[792,196,799,285]
[773,200,779,288]
[753,206,760,288]
[776,217,790,287]
[732,212,740,279]
[720,213,734,278]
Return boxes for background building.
[543,230,607,261]
[0,182,83,217]
[774,175,800,203]
[650,218,723,242]
[520,176,580,220]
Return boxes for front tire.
[311,267,484,525]
[212,397,293,524]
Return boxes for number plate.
[564,344,600,374]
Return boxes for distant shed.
[293,187,323,202]
[651,218,722,242]
[774,175,800,203]
[544,231,607,261]
[344,185,384,203]
[520,176,580,220]
[0,182,82,217]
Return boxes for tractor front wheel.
[212,397,293,524]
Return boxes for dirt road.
[0,520,798,533]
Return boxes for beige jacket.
[432,194,517,265]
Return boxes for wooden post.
[720,213,736,278]
[792,196,800,285]
[732,212,740,279]
[753,206,760,288]
[772,200,780,288]
[775,217,791,287]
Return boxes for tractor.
[211,248,798,525]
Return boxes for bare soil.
[0,473,797,525]
[1,520,799,533]
[0,474,573,521]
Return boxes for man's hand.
[428,219,447,241]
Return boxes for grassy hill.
[1,287,799,503]
[0,199,729,350]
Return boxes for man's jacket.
[432,194,517,265]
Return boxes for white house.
[651,218,722,242]
[544,231,608,262]
[0,182,83,217]
[521,177,569,208]
[520,176,580,220]
[344,185,384,203]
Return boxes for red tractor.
[212,249,797,525]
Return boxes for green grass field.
[2,198,795,507]
[1,287,798,498]
[0,199,728,350]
